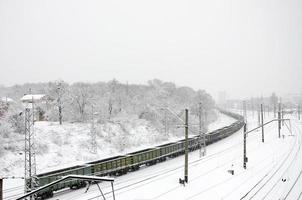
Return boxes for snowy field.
[39,112,302,200]
[2,111,234,199]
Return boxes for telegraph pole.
[278,103,281,138]
[0,177,3,200]
[261,104,264,143]
[184,108,189,183]
[243,123,247,169]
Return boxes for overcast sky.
[0,0,301,99]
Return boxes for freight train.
[31,110,244,199]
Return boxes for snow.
[42,112,301,200]
[5,111,302,200]
[0,111,234,177]
[207,111,236,131]
[20,94,47,101]
[0,97,14,102]
[1,110,234,199]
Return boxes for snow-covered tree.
[47,80,69,124]
[69,82,93,122]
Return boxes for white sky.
[0,0,301,99]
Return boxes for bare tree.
[69,83,93,122]
[48,80,68,124]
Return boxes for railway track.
[283,121,302,200]
[77,118,302,200]
[240,117,302,200]
[52,132,250,200]
[4,111,243,200]
[54,120,275,200]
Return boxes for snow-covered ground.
[207,111,236,131]
[34,111,302,200]
[2,110,235,199]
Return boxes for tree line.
[0,79,216,137]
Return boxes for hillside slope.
[0,111,235,177]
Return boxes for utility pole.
[261,104,264,143]
[0,177,3,200]
[243,123,247,169]
[184,108,189,183]
[24,106,38,198]
[199,103,202,157]
[278,103,281,138]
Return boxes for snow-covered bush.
[0,119,12,138]
[8,113,24,134]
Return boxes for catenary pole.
[184,108,189,183]
[243,123,247,169]
[278,103,281,138]
[0,178,3,200]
